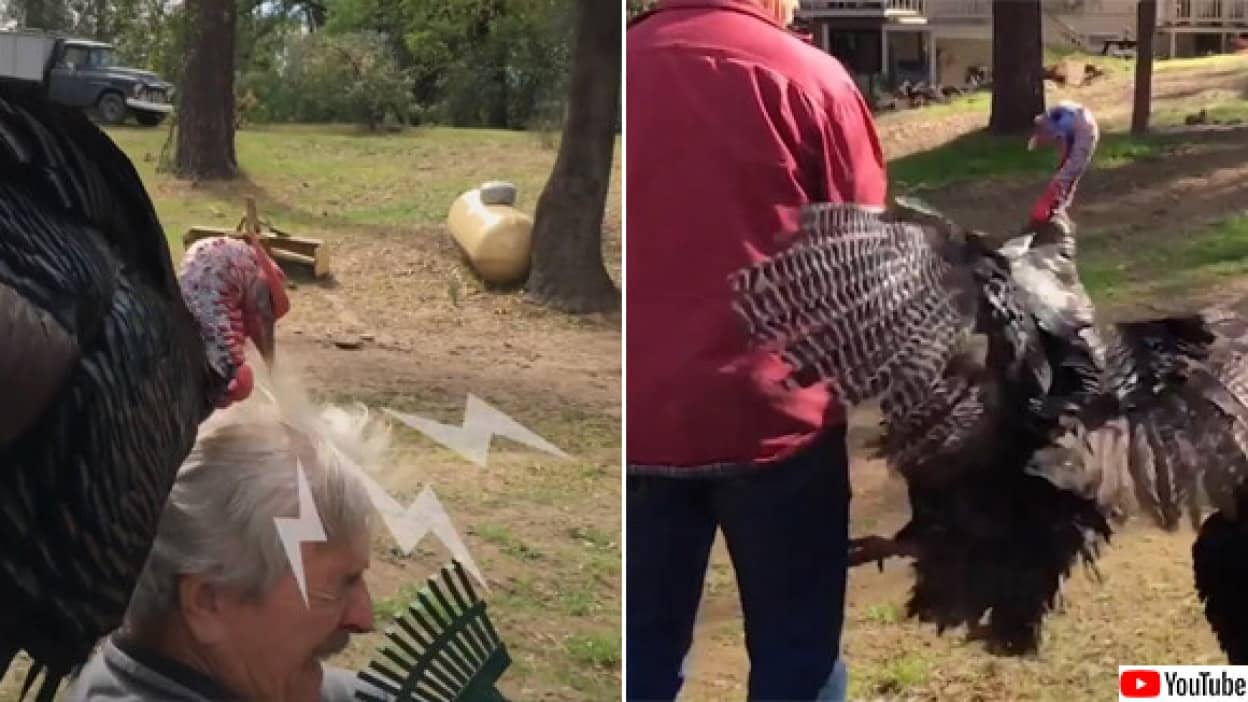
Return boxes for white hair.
[124,361,388,634]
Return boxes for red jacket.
[626,0,888,473]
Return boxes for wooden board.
[184,227,331,279]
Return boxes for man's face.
[217,530,374,701]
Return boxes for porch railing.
[924,0,992,19]
[799,0,927,14]
[1169,0,1248,23]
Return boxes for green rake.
[354,560,511,702]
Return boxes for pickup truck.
[0,29,174,126]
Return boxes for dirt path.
[882,58,1248,240]
[918,125,1248,245]
[274,226,620,416]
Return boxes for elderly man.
[64,397,388,701]
[627,0,887,700]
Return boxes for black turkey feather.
[1194,484,1248,664]
[729,100,1248,661]
[0,85,288,698]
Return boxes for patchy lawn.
[0,122,621,701]
[877,52,1248,171]
[889,128,1169,192]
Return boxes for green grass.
[888,128,1169,191]
[1155,52,1248,73]
[1042,49,1246,76]
[567,525,615,550]
[1043,47,1135,76]
[1081,211,1248,306]
[563,631,622,669]
[1153,97,1248,127]
[861,602,902,625]
[877,90,991,120]
[850,652,931,698]
[102,123,622,258]
[372,581,425,621]
[369,581,459,624]
[474,523,545,562]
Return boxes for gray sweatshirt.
[63,633,394,701]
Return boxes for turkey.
[0,85,291,698]
[976,102,1248,664]
[728,100,1248,659]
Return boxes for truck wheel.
[96,93,127,125]
[135,112,165,127]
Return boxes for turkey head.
[178,235,291,408]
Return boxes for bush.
[238,30,416,129]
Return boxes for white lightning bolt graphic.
[318,432,489,591]
[274,458,327,608]
[384,394,570,467]
[366,485,488,592]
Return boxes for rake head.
[355,561,511,702]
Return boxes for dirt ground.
[676,58,1248,701]
[270,225,623,697]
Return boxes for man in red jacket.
[626,0,888,700]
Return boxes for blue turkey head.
[1027,101,1083,158]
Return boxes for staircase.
[1042,8,1096,52]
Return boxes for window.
[87,48,117,68]
[60,46,88,68]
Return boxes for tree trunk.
[525,1,620,313]
[988,0,1045,134]
[174,0,237,180]
[1131,0,1157,135]
[488,0,509,129]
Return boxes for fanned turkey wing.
[1104,311,1248,528]
[728,203,1049,442]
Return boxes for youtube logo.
[1121,669,1162,698]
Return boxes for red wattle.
[1030,182,1062,224]
[227,364,254,404]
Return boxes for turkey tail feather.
[898,465,1111,655]
[1109,313,1248,526]
[1193,490,1248,664]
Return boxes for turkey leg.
[848,535,917,571]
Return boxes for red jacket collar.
[631,0,812,41]
[632,0,781,30]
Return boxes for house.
[796,0,1248,93]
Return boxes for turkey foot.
[848,535,915,571]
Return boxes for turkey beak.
[1028,114,1048,151]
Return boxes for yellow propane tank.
[447,181,533,286]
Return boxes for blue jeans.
[626,426,852,702]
